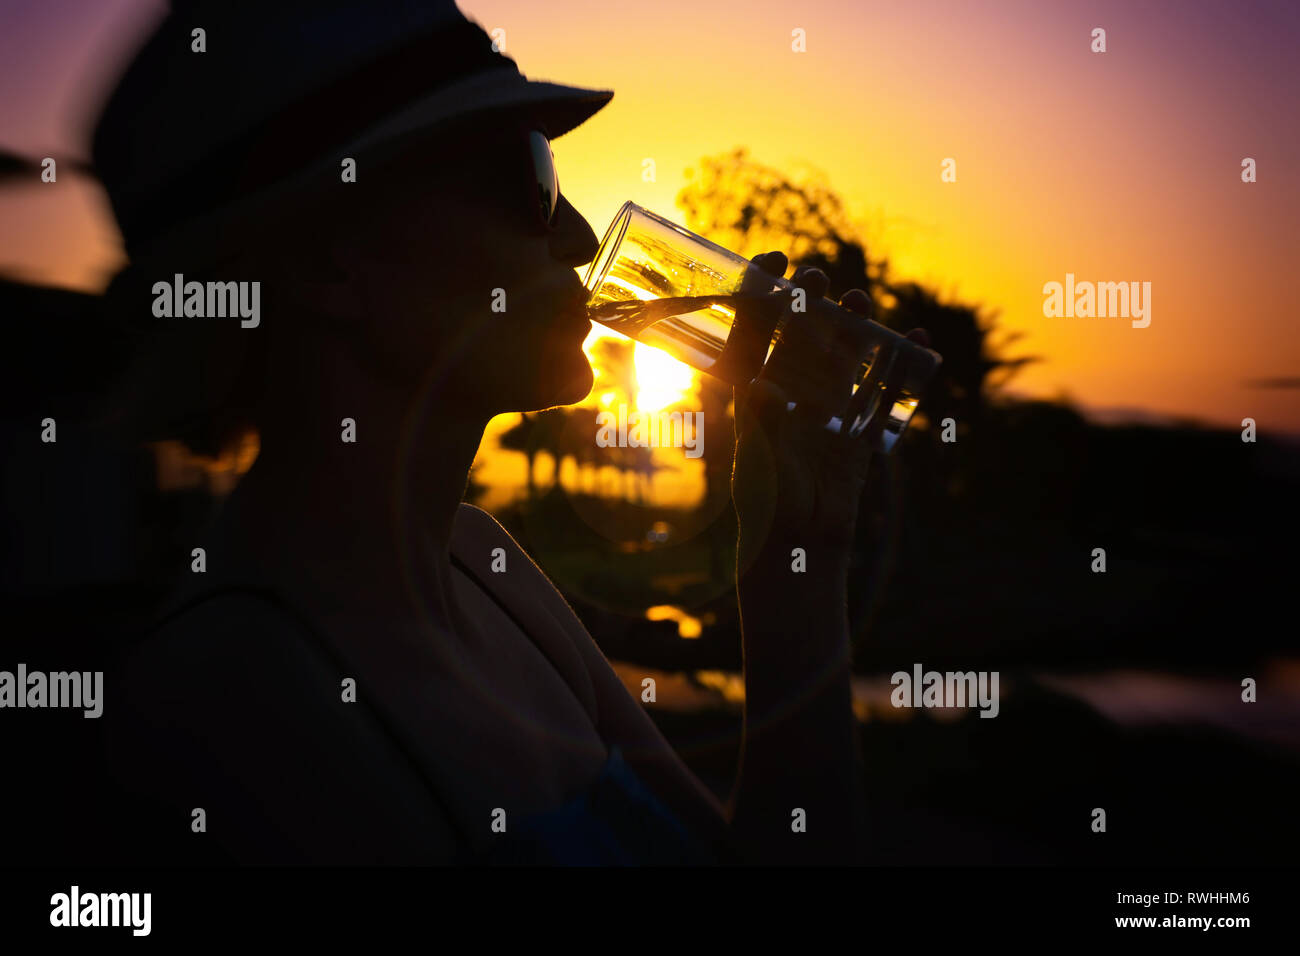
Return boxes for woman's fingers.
[835,287,880,359]
[861,348,909,452]
[838,288,871,315]
[793,265,830,299]
[752,271,925,437]
[714,251,790,385]
[753,250,788,278]
[762,269,862,424]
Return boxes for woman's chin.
[514,353,592,411]
[547,359,594,407]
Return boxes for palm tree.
[497,412,543,500]
[677,147,1037,427]
[589,337,638,404]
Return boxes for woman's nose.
[549,194,599,269]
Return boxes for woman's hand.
[730,251,929,561]
[725,253,930,863]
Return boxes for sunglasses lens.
[528,129,558,227]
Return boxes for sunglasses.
[522,126,560,233]
[385,121,561,233]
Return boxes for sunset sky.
[2,0,1297,446]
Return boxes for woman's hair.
[98,230,276,460]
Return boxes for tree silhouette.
[676,147,888,293]
[676,147,1037,426]
[499,404,658,503]
[588,337,638,405]
[497,412,543,500]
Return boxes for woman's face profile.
[295,121,601,418]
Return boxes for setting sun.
[633,342,695,412]
[581,326,698,413]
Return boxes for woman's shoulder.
[452,502,534,564]
[451,502,580,617]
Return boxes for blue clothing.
[486,746,718,865]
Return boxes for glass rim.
[581,201,756,302]
[581,200,634,299]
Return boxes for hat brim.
[126,67,612,261]
[340,67,614,156]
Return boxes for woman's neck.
[222,329,493,635]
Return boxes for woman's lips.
[560,308,592,336]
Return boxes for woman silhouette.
[95,0,927,865]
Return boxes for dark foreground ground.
[2,405,1296,865]
[641,673,1300,865]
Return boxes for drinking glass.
[582,201,940,452]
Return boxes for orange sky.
[3,0,1297,437]
[464,0,1299,436]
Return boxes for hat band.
[125,17,518,251]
